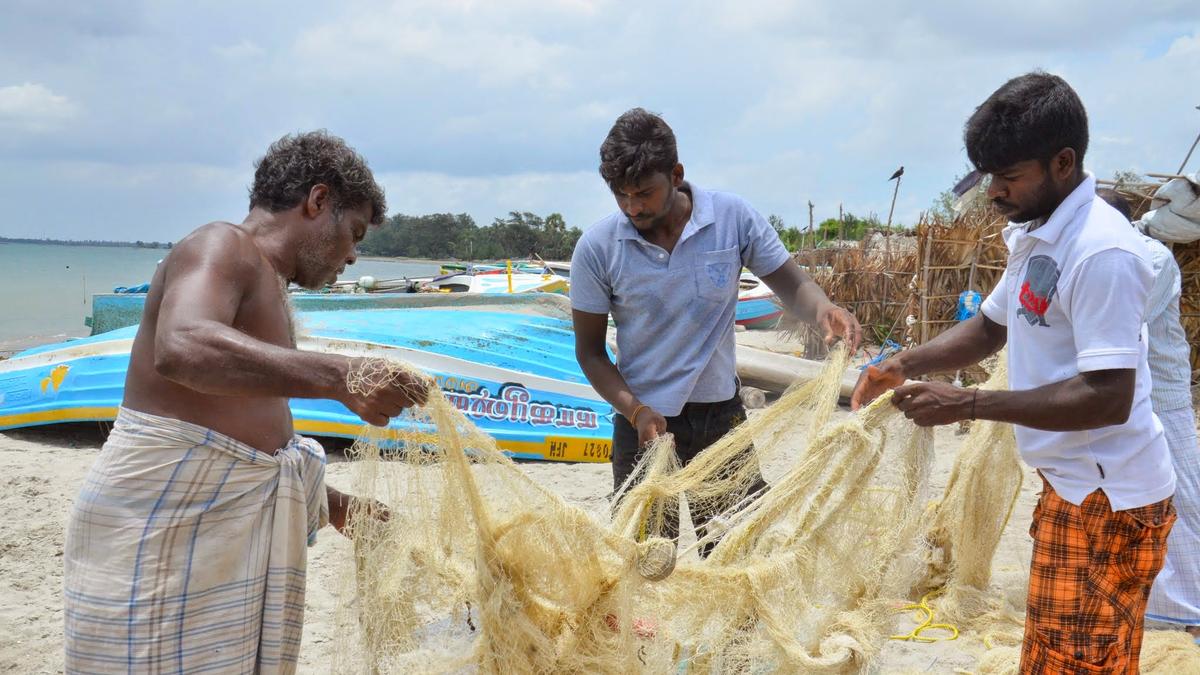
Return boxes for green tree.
[768,214,807,251]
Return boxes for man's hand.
[341,359,433,426]
[816,303,862,354]
[850,362,906,410]
[891,381,974,427]
[328,486,390,537]
[635,407,668,447]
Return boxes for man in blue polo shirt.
[570,107,861,553]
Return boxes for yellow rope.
[889,592,959,643]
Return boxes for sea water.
[0,242,439,344]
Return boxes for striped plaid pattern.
[63,407,329,674]
[1146,405,1200,626]
[1020,477,1175,673]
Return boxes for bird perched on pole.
[886,166,904,231]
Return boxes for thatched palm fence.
[790,195,1199,385]
[1104,177,1200,385]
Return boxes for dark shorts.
[611,394,766,556]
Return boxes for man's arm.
[572,309,667,444]
[153,227,343,397]
[760,260,862,352]
[889,368,1135,430]
[153,226,423,425]
[887,248,1150,430]
[850,313,1007,409]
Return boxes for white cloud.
[213,40,265,61]
[0,83,76,131]
[0,1,1198,239]
[293,5,571,89]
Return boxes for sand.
[0,412,1037,674]
[1,340,1196,672]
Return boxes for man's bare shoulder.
[165,222,262,280]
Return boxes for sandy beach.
[0,409,1038,673]
[1,329,1196,673]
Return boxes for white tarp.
[1138,172,1200,244]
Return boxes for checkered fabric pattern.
[64,407,329,674]
[1020,477,1175,673]
[1146,405,1200,626]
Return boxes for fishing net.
[331,349,1196,673]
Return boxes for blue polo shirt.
[570,183,791,416]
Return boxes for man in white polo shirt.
[852,73,1176,673]
[571,107,860,555]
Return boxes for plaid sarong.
[1146,405,1200,626]
[63,407,329,674]
[1021,477,1175,673]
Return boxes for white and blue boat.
[736,272,784,329]
[0,296,614,463]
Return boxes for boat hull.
[736,296,783,329]
[1,307,615,463]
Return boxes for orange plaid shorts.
[1021,477,1176,673]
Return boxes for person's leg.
[1020,477,1175,673]
[610,410,693,542]
[1145,406,1200,640]
[680,395,767,557]
[610,413,642,495]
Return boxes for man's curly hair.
[249,130,386,225]
[599,108,678,191]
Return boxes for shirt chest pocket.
[695,246,740,302]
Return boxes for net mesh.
[332,349,1196,673]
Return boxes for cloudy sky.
[2,0,1198,242]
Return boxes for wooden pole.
[807,201,814,248]
[807,200,817,271]
[885,174,902,256]
[952,239,982,386]
[838,202,845,241]
[919,227,934,345]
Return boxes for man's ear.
[304,184,331,218]
[1052,148,1078,182]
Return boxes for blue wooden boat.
[736,272,783,329]
[0,298,614,463]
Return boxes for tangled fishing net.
[332,349,1199,673]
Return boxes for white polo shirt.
[980,173,1175,510]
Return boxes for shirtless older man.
[63,131,427,674]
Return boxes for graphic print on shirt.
[706,261,733,289]
[1017,254,1060,327]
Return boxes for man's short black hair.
[599,108,678,191]
[1096,187,1133,221]
[964,72,1089,174]
[250,130,386,225]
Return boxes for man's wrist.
[883,353,910,380]
[628,403,649,426]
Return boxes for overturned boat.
[0,295,614,463]
[736,272,783,329]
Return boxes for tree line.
[767,212,899,250]
[359,211,583,261]
[0,237,172,249]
